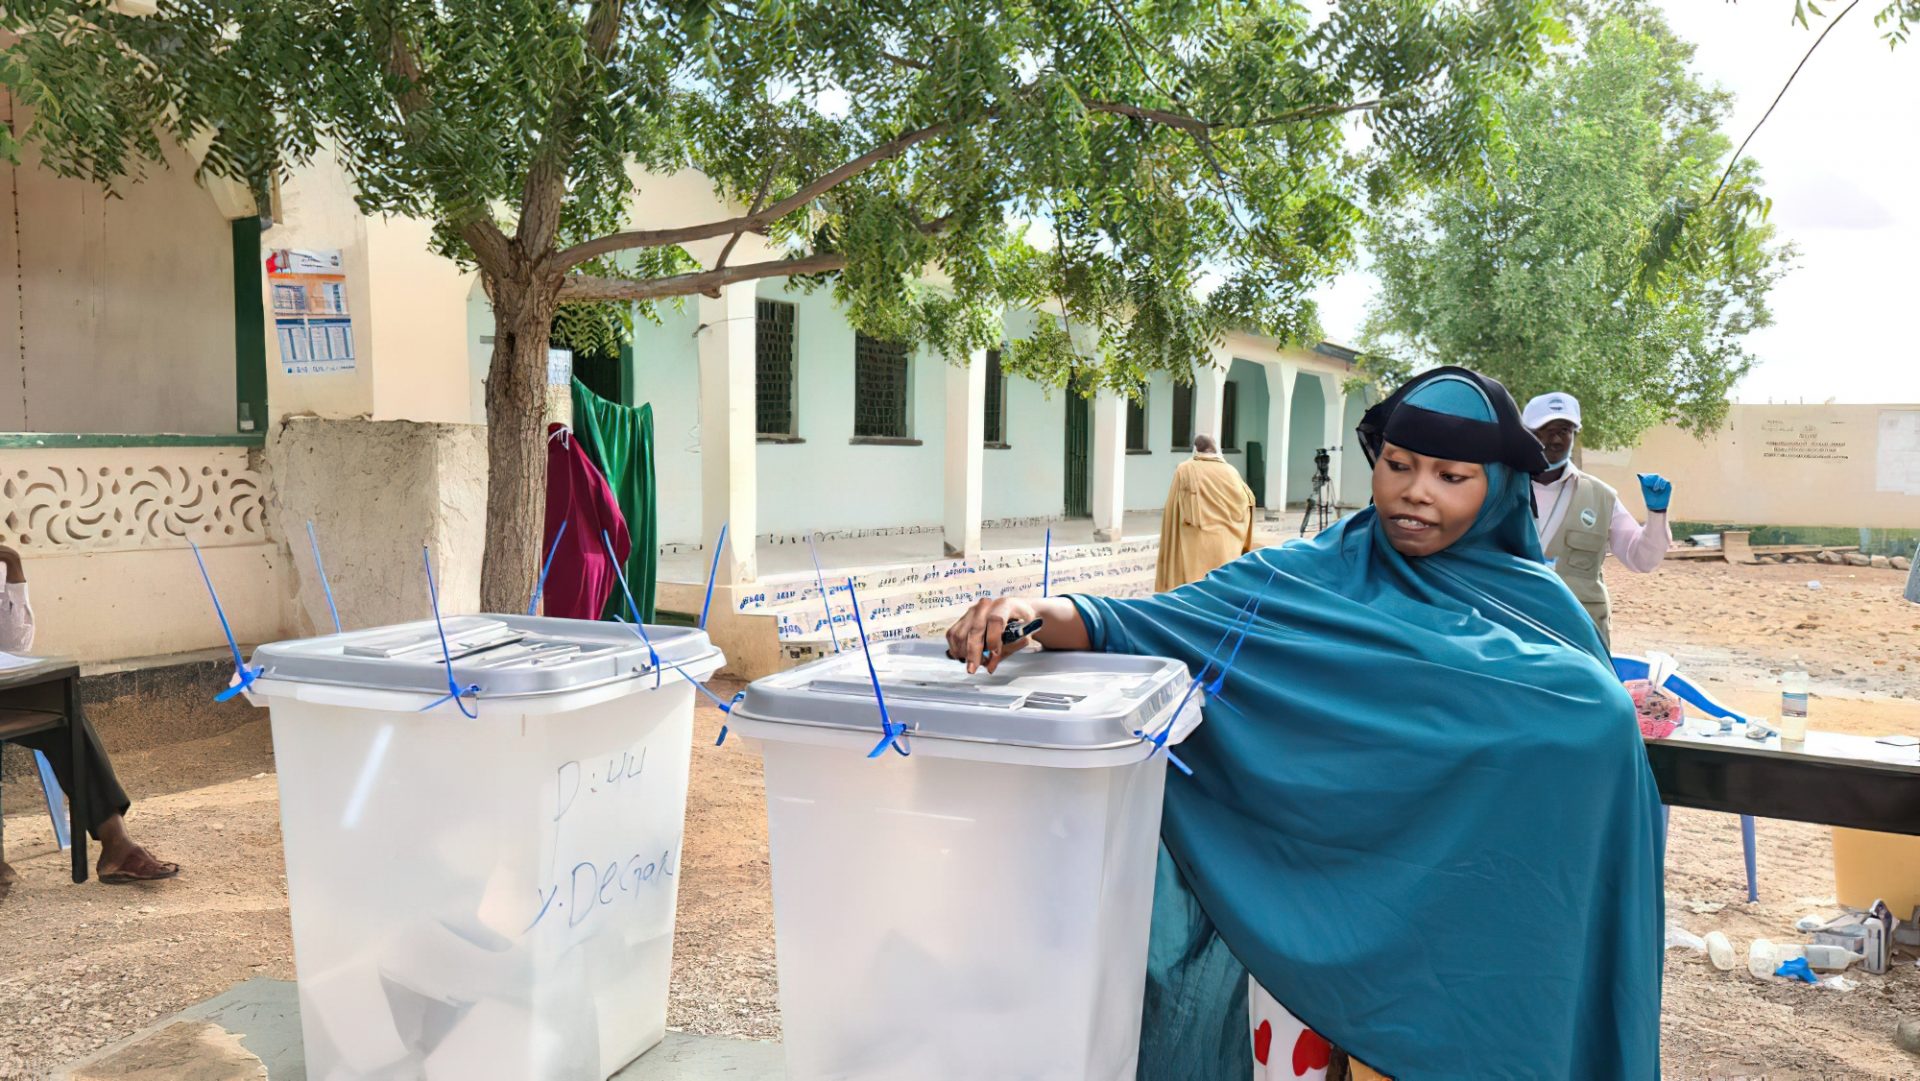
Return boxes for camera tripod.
[1298,448,1335,536]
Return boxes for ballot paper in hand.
[0,651,40,670]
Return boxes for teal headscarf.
[1072,367,1664,1080]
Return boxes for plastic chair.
[1613,654,1758,903]
[0,750,73,853]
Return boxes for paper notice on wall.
[1758,417,1851,462]
[268,249,356,376]
[547,348,573,386]
[1875,410,1920,495]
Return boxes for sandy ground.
[2,559,1917,1078]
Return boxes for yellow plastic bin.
[1831,827,1920,916]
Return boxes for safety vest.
[1540,468,1617,638]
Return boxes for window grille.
[756,300,798,436]
[853,333,911,439]
[1125,385,1148,451]
[983,349,1007,444]
[1171,381,1194,449]
[1223,381,1240,450]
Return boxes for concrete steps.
[723,537,1162,666]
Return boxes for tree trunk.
[480,274,558,613]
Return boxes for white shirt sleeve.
[1608,498,1671,574]
[0,581,35,653]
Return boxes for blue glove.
[1636,473,1672,513]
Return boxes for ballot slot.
[805,677,1030,711]
[343,618,526,661]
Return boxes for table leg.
[67,676,88,884]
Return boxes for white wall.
[364,214,476,424]
[625,274,1365,543]
[2,93,238,434]
[984,371,1070,521]
[754,282,948,537]
[266,152,480,426]
[630,297,705,545]
[1584,403,1920,530]
[1224,359,1270,499]
[0,445,290,661]
[1340,391,1372,507]
[262,154,378,420]
[1122,371,1187,511]
[633,279,1080,544]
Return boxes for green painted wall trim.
[231,218,270,435]
[0,432,266,449]
[1669,521,1920,559]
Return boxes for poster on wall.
[267,249,356,376]
[1876,410,1920,496]
[548,347,573,386]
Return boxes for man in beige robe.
[1155,435,1257,592]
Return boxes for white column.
[1321,376,1348,508]
[943,349,987,558]
[1195,346,1230,447]
[697,283,757,584]
[1266,363,1294,512]
[1090,389,1128,542]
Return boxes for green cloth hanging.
[570,377,657,623]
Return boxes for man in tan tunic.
[1155,435,1257,591]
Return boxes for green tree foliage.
[4,0,1560,607]
[1794,0,1920,45]
[1361,8,1794,449]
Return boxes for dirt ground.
[2,559,1917,1078]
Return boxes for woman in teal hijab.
[946,367,1664,1080]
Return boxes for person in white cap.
[1522,391,1672,648]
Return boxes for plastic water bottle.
[1748,939,1806,980]
[1705,931,1736,971]
[1780,662,1810,742]
[1803,943,1865,972]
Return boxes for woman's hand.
[946,596,1043,675]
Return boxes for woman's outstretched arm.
[944,595,1091,674]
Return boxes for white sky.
[1311,1,1920,404]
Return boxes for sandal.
[97,847,181,884]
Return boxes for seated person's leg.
[9,714,178,883]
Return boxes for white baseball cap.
[1522,391,1582,431]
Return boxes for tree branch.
[585,0,624,58]
[553,122,951,269]
[879,46,1387,133]
[559,215,953,304]
[558,252,849,303]
[1241,97,1388,128]
[550,47,1407,276]
[1101,0,1184,104]
[714,162,777,273]
[878,51,931,71]
[377,20,512,272]
[1712,0,1859,204]
[519,0,627,258]
[1083,99,1209,132]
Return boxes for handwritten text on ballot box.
[246,615,723,1081]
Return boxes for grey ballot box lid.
[730,639,1193,751]
[248,614,720,699]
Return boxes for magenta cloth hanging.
[541,422,631,620]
